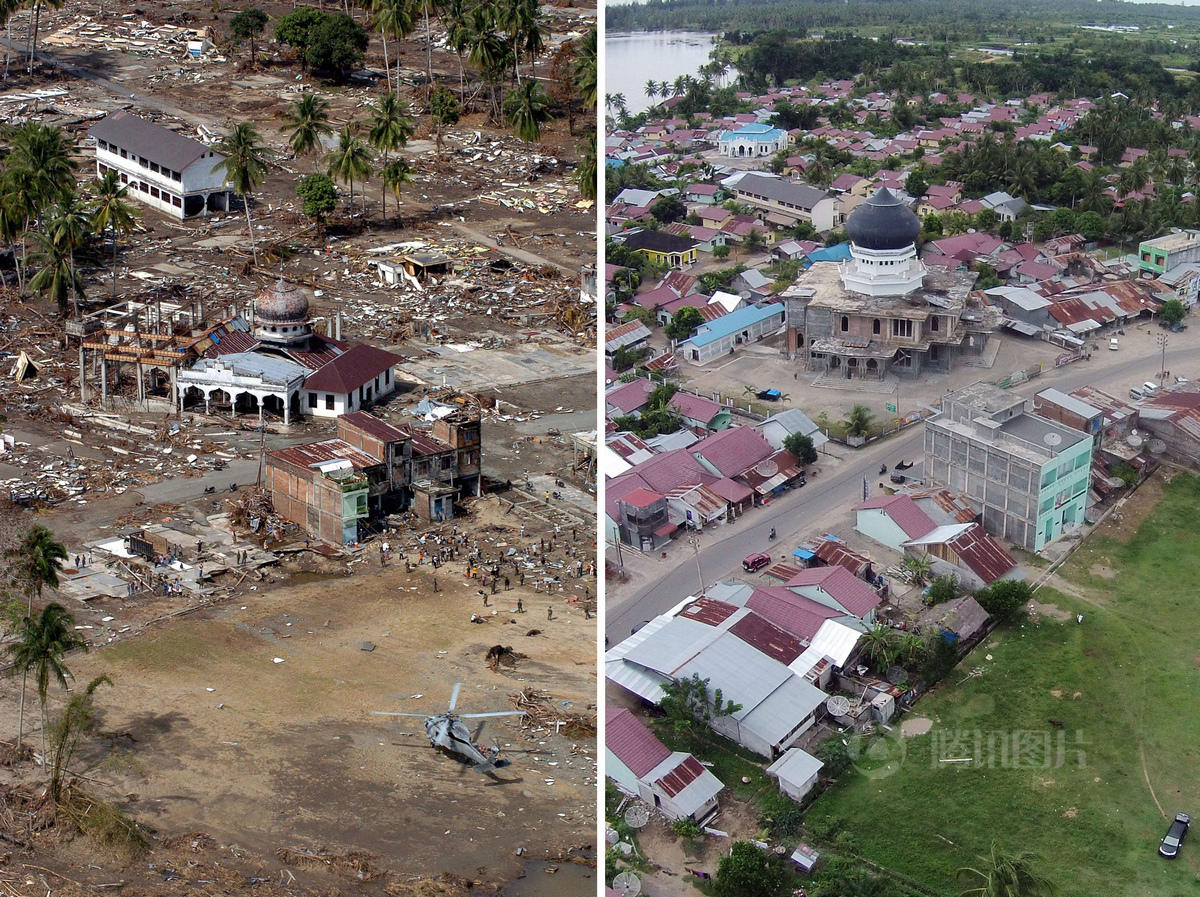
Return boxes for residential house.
[618,230,699,268]
[719,122,788,157]
[606,708,724,823]
[676,303,785,365]
[756,408,829,453]
[733,173,837,232]
[766,749,824,802]
[605,320,653,357]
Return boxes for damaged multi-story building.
[265,410,482,544]
[781,188,995,379]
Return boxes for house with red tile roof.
[785,566,882,620]
[691,426,775,479]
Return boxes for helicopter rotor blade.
[372,712,429,718]
[457,711,525,719]
[448,682,462,712]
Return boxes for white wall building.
[90,110,232,219]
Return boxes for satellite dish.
[1148,438,1166,454]
[1125,433,1143,449]
[755,459,779,477]
[605,828,620,845]
[613,872,643,897]
[825,695,852,717]
[624,804,651,829]
[1043,432,1062,447]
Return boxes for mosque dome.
[254,278,309,326]
[845,187,921,251]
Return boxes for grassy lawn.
[806,472,1200,896]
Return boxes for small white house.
[301,344,403,419]
[90,110,232,219]
[606,708,724,822]
[766,747,824,801]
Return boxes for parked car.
[1129,386,1146,401]
[1160,813,1190,858]
[742,552,772,572]
[1109,337,1119,351]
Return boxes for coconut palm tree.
[443,0,474,103]
[282,92,333,161]
[25,0,65,74]
[8,525,66,753]
[415,0,439,95]
[325,124,374,214]
[367,0,415,94]
[957,842,1056,897]
[380,159,412,224]
[90,170,140,300]
[573,25,596,107]
[367,93,414,220]
[467,6,511,122]
[7,122,76,212]
[41,191,91,316]
[213,122,272,266]
[7,603,88,765]
[0,0,24,80]
[860,623,897,672]
[504,80,550,144]
[0,166,38,295]
[26,229,83,316]
[844,403,874,438]
[577,129,596,202]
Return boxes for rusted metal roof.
[655,755,706,797]
[606,708,671,778]
[679,597,739,627]
[267,438,382,471]
[947,524,1017,584]
[339,411,408,444]
[729,612,806,665]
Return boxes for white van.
[1143,381,1159,395]
[1129,386,1145,401]
[1109,337,1119,351]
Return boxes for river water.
[606,30,720,115]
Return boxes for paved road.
[605,337,1200,639]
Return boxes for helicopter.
[373,683,525,774]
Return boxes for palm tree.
[7,603,88,765]
[645,79,658,101]
[572,25,596,108]
[860,623,897,672]
[467,5,511,122]
[282,93,333,161]
[213,122,272,266]
[902,553,934,586]
[381,159,412,224]
[90,170,140,300]
[958,842,1056,897]
[443,0,474,103]
[504,80,550,143]
[415,0,439,95]
[844,403,874,438]
[325,124,373,214]
[41,191,91,316]
[897,631,931,668]
[368,93,414,220]
[25,0,65,74]
[0,167,38,295]
[7,122,76,212]
[367,0,415,94]
[25,229,82,315]
[0,0,23,80]
[577,129,596,202]
[9,525,66,753]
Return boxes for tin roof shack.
[606,708,724,823]
[266,440,378,545]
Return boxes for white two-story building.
[89,110,232,219]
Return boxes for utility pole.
[1157,332,1169,383]
[688,529,705,594]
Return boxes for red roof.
[655,755,705,797]
[745,586,841,643]
[606,708,671,778]
[670,391,724,423]
[303,344,402,393]
[338,411,407,444]
[948,524,1017,584]
[729,612,806,664]
[605,378,654,414]
[853,494,936,539]
[619,487,664,510]
[267,438,382,471]
[785,566,881,618]
[392,422,453,457]
[812,538,873,577]
[679,597,739,626]
[708,476,753,504]
[691,426,774,478]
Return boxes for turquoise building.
[924,382,1093,553]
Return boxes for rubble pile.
[510,687,596,738]
[39,14,221,62]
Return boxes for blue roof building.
[677,303,786,365]
[719,123,788,159]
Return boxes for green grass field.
[807,472,1200,896]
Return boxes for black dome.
[845,187,920,251]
